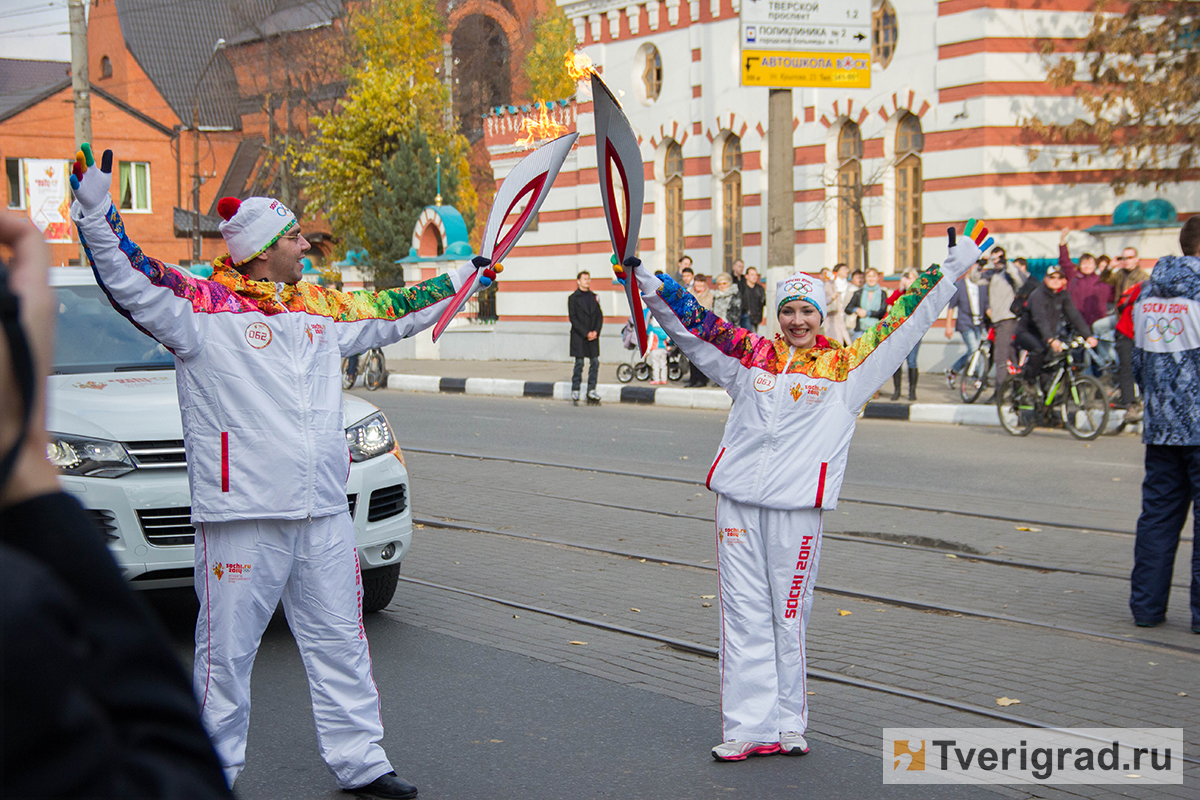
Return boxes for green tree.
[359,125,475,288]
[522,4,578,101]
[1029,0,1200,191]
[303,0,477,248]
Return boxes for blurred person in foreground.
[0,212,232,799]
[614,222,989,761]
[1130,216,1200,634]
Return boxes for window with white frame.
[119,161,151,212]
[6,158,24,209]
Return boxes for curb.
[385,373,1012,425]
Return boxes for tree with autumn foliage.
[1029,0,1200,191]
[522,4,578,102]
[303,0,477,257]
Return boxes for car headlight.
[346,411,395,462]
[46,434,135,478]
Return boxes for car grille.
[124,439,187,469]
[137,507,196,546]
[367,483,407,522]
[134,493,376,546]
[87,508,119,541]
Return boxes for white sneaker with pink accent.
[779,732,810,756]
[711,740,781,761]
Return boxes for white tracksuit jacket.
[637,237,980,510]
[73,198,474,522]
[635,237,979,743]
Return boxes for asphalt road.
[144,390,1195,800]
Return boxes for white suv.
[46,268,411,612]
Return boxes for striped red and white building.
[469,0,1198,362]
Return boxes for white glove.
[452,256,498,292]
[941,222,991,282]
[69,143,112,214]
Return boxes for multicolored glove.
[69,143,113,213]
[942,218,994,281]
[454,255,501,290]
[611,255,661,295]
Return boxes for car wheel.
[361,563,401,613]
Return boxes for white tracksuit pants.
[715,496,823,743]
[193,514,392,789]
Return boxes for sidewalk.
[381,358,1131,430]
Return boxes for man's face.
[990,249,1006,267]
[1079,257,1096,275]
[255,227,310,284]
[836,266,849,280]
[852,272,865,287]
[745,268,758,286]
[1045,272,1067,293]
[577,273,591,291]
[1120,249,1139,269]
[681,268,694,283]
[679,257,692,271]
[732,260,745,276]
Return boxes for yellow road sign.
[741,49,871,88]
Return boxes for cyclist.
[1014,264,1097,388]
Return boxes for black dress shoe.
[345,772,418,799]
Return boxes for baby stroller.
[615,318,684,383]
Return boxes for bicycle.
[956,327,994,404]
[343,347,388,391]
[996,336,1110,440]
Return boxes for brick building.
[1,0,344,267]
[469,0,1200,363]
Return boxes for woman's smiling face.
[777,300,822,349]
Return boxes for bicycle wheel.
[996,376,1035,436]
[1062,374,1110,440]
[364,351,388,390]
[342,357,357,390]
[616,363,634,383]
[957,351,986,404]
[635,362,651,381]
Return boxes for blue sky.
[1,0,74,63]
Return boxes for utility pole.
[68,0,91,266]
[765,88,795,332]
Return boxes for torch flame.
[565,50,595,82]
[515,103,568,147]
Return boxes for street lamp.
[191,38,225,263]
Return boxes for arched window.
[872,0,898,69]
[894,112,924,271]
[837,122,863,271]
[721,135,742,272]
[100,56,112,79]
[641,44,662,102]
[664,140,685,269]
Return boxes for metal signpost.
[741,0,873,88]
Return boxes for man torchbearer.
[68,144,492,799]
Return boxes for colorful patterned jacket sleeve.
[641,273,774,398]
[306,273,464,357]
[72,198,224,359]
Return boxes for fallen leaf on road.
[996,697,1021,707]
[702,602,712,607]
[701,595,716,599]
[945,554,957,559]
[1148,662,1157,666]
[490,739,503,743]
[638,558,647,563]
[1015,526,1041,532]
[512,615,519,619]
[1112,477,1120,482]
[806,691,816,695]
[569,641,587,646]
[630,608,641,613]
[875,609,886,612]
[838,609,852,616]
[1178,692,1188,697]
